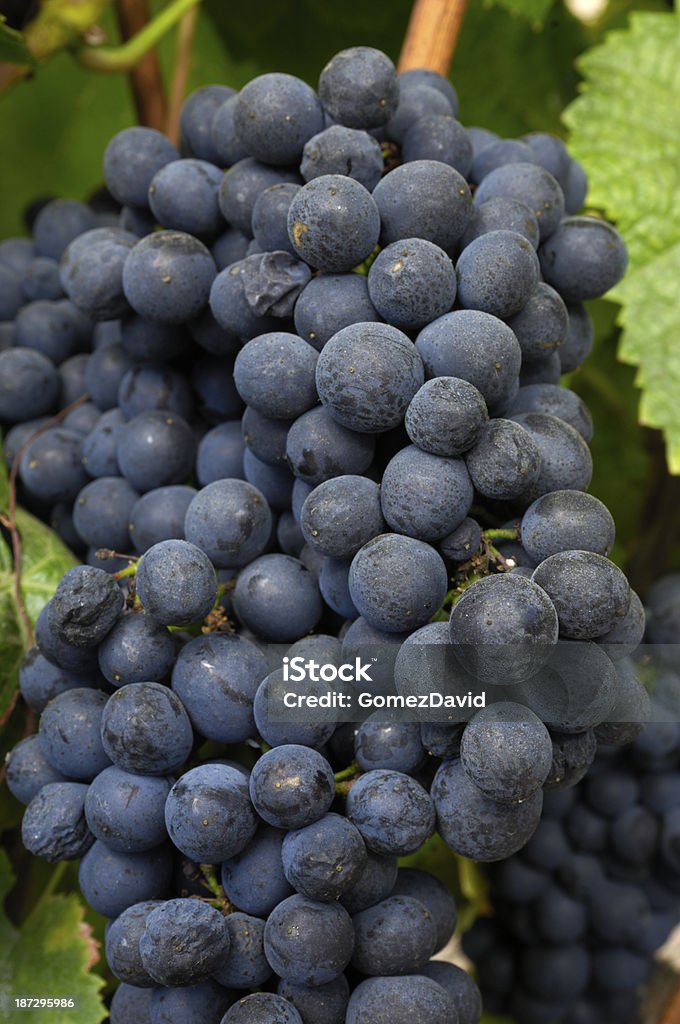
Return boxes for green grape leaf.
[0,19,37,67]
[486,0,554,23]
[0,569,28,722]
[0,500,76,720]
[453,1,585,137]
[0,852,106,1023]
[564,7,680,471]
[16,506,77,624]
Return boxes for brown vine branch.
[165,2,199,145]
[114,0,166,130]
[660,979,680,1024]
[398,0,469,75]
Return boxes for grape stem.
[335,761,362,795]
[114,0,166,130]
[77,0,202,73]
[398,0,469,75]
[198,864,235,914]
[482,527,519,542]
[24,861,68,927]
[165,0,200,144]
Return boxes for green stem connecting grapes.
[77,0,203,73]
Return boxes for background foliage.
[0,0,678,1019]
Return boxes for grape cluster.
[0,41,649,1023]
[464,671,680,1024]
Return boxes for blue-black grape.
[139,897,230,986]
[14,298,91,365]
[469,138,537,185]
[506,383,593,442]
[346,769,435,856]
[509,411,593,501]
[474,161,565,241]
[104,126,179,208]
[460,701,553,802]
[234,332,318,419]
[19,646,98,713]
[367,238,457,331]
[165,763,257,863]
[234,73,323,165]
[461,195,540,249]
[4,735,68,805]
[300,475,384,558]
[78,840,173,917]
[293,273,381,351]
[222,826,294,917]
[281,812,367,901]
[0,347,60,422]
[315,321,423,434]
[116,410,197,492]
[385,84,453,144]
[539,216,628,301]
[85,341,134,411]
[118,364,194,421]
[277,976,349,1024]
[20,427,90,504]
[212,913,272,989]
[122,230,215,324]
[147,158,224,238]
[84,766,171,852]
[349,533,447,633]
[354,715,424,774]
[420,962,482,1024]
[98,610,176,686]
[402,113,472,176]
[180,83,235,163]
[218,158,301,235]
[61,227,137,321]
[136,539,217,627]
[521,490,615,564]
[405,376,488,457]
[233,553,321,641]
[21,781,93,861]
[301,125,384,190]
[432,757,544,861]
[318,46,399,129]
[264,893,354,985]
[33,199,97,260]
[222,993,303,1024]
[184,479,272,569]
[285,406,375,484]
[106,900,162,987]
[287,174,380,272]
[171,632,268,744]
[72,476,138,552]
[532,550,631,640]
[100,681,193,775]
[351,895,437,975]
[249,744,335,830]
[128,485,196,553]
[345,975,457,1024]
[380,444,473,541]
[415,309,521,410]
[457,229,540,318]
[110,984,153,1023]
[38,688,111,780]
[373,159,472,252]
[152,981,236,1023]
